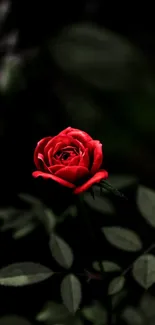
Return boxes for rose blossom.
[32,127,108,194]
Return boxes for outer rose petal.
[89,140,103,174]
[73,169,108,194]
[58,127,93,144]
[55,166,89,183]
[34,137,52,169]
[32,171,75,188]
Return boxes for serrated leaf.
[93,260,121,272]
[0,262,53,286]
[82,301,107,324]
[49,234,73,269]
[84,192,115,214]
[36,301,70,323]
[108,276,125,295]
[0,315,32,325]
[121,307,144,325]
[61,274,82,313]
[132,254,155,289]
[102,227,142,252]
[137,186,155,228]
[13,222,36,239]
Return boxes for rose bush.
[32,127,108,194]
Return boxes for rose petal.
[34,137,52,169]
[89,140,103,174]
[48,165,64,173]
[79,148,90,168]
[38,153,49,171]
[58,127,92,140]
[44,135,72,160]
[68,156,80,166]
[32,171,75,188]
[58,127,72,136]
[69,130,93,144]
[73,169,108,194]
[55,166,89,183]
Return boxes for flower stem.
[76,194,112,325]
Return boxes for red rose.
[32,127,108,194]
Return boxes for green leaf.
[60,274,82,313]
[66,316,84,325]
[51,23,144,91]
[132,254,155,289]
[82,301,107,324]
[137,186,155,228]
[108,276,125,295]
[84,192,115,214]
[13,222,36,239]
[121,307,144,325]
[108,174,138,190]
[112,290,127,309]
[18,193,42,206]
[36,301,70,323]
[49,234,73,269]
[139,293,155,319]
[102,226,142,252]
[0,315,32,325]
[0,262,53,286]
[0,55,23,93]
[93,260,121,272]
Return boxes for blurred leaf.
[60,274,82,313]
[121,307,144,325]
[0,262,53,286]
[36,301,70,323]
[18,193,42,206]
[108,276,125,295]
[0,207,18,224]
[0,1,10,22]
[49,234,73,269]
[93,260,121,272]
[132,254,155,289]
[66,316,84,325]
[0,31,18,49]
[51,23,145,91]
[1,210,34,232]
[82,301,107,324]
[137,186,155,228]
[0,55,23,93]
[0,315,32,325]
[43,208,56,232]
[108,174,138,190]
[139,293,155,319]
[102,227,142,252]
[84,192,115,214]
[12,222,36,239]
[112,289,127,309]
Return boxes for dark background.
[0,1,155,324]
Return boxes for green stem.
[76,194,112,325]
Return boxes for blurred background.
[0,1,155,324]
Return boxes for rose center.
[55,146,78,161]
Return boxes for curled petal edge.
[73,169,108,194]
[32,171,75,189]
